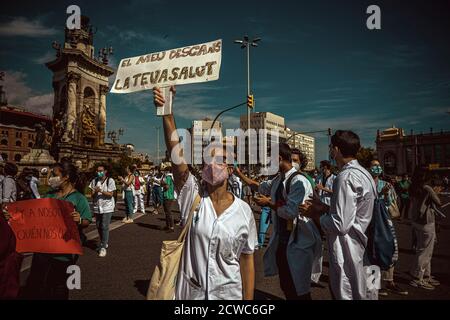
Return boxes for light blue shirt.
[259,167,322,295]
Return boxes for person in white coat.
[236,143,322,300]
[152,86,258,300]
[131,166,146,214]
[316,160,336,206]
[301,130,376,300]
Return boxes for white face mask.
[48,176,62,189]
[292,162,300,171]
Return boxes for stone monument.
[46,16,123,170]
[19,122,56,172]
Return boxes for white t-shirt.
[89,177,116,214]
[175,173,258,300]
[319,174,336,206]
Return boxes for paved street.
[19,196,450,300]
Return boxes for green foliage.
[90,154,140,179]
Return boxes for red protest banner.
[6,198,83,255]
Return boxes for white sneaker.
[99,248,107,257]
[125,218,134,224]
[122,217,128,223]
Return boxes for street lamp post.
[234,36,260,174]
[155,126,161,165]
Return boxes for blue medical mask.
[370,165,383,176]
[97,172,105,178]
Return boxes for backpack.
[94,177,117,200]
[350,167,398,271]
[16,178,34,201]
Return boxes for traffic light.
[247,94,254,108]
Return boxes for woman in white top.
[153,86,258,300]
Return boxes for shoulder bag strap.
[177,194,201,242]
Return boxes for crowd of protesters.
[0,85,447,301]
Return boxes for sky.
[1,0,449,165]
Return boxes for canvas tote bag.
[147,194,201,300]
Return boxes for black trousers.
[163,199,175,229]
[23,253,74,300]
[276,243,311,300]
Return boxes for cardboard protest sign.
[111,39,222,94]
[7,198,83,255]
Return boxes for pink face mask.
[202,162,229,186]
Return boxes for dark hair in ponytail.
[53,160,87,194]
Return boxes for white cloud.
[33,51,55,64]
[0,17,58,37]
[2,71,33,104]
[2,70,53,116]
[24,93,54,116]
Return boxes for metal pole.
[247,44,251,175]
[156,126,160,165]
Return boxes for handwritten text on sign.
[111,39,222,94]
[7,198,83,255]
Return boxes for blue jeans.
[259,207,271,247]
[96,212,113,249]
[152,186,163,207]
[124,190,134,218]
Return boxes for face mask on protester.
[202,162,229,186]
[134,172,139,177]
[97,172,105,178]
[48,176,63,189]
[370,165,383,177]
[292,162,300,171]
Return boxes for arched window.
[83,87,96,108]
[14,154,22,162]
[16,140,22,147]
[1,153,8,161]
[1,139,7,146]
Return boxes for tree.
[89,154,140,179]
[357,147,376,169]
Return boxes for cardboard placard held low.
[7,198,83,255]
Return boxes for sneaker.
[378,289,388,296]
[425,276,440,286]
[99,248,107,257]
[122,217,128,223]
[125,218,134,224]
[386,282,408,295]
[409,279,435,290]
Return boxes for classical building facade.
[46,16,122,169]
[0,106,52,163]
[376,126,450,175]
